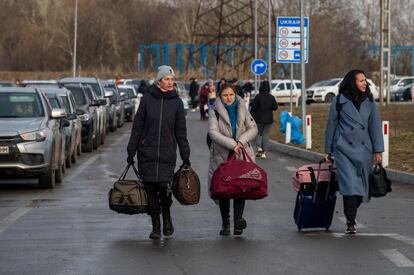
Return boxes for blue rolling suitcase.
[293,161,337,231]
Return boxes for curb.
[269,140,414,185]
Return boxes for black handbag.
[370,163,392,198]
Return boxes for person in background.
[127,65,191,240]
[232,78,244,99]
[199,82,209,121]
[189,77,199,110]
[138,80,149,95]
[207,79,217,112]
[208,83,258,236]
[216,77,226,92]
[324,69,383,234]
[250,79,278,158]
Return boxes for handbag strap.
[119,164,141,181]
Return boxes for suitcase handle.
[119,164,141,181]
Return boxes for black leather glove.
[127,155,135,165]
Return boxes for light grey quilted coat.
[207,96,258,198]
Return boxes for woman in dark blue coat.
[127,65,191,239]
[324,69,384,234]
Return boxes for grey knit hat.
[156,65,175,80]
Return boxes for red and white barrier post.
[285,112,291,144]
[382,121,389,167]
[306,115,312,149]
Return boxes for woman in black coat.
[250,80,278,158]
[127,65,191,239]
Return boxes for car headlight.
[79,114,90,121]
[20,130,47,142]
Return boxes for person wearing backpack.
[324,69,383,234]
[208,83,258,236]
[127,65,191,239]
[250,79,278,158]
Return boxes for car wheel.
[77,141,81,156]
[55,160,63,183]
[93,132,100,150]
[38,152,55,189]
[83,133,93,153]
[71,147,77,164]
[66,151,72,168]
[325,93,335,103]
[100,128,105,145]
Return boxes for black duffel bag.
[108,164,148,214]
[370,163,392,198]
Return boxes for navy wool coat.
[127,85,190,182]
[324,95,384,201]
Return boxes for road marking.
[65,154,100,181]
[0,191,48,234]
[286,166,297,172]
[278,158,287,162]
[380,249,414,267]
[338,217,366,228]
[332,233,414,247]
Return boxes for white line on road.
[338,217,366,228]
[332,233,414,247]
[0,191,48,234]
[278,158,287,162]
[286,166,297,172]
[380,249,414,267]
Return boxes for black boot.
[162,208,174,236]
[234,199,246,235]
[219,219,230,236]
[149,215,161,239]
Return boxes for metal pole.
[300,0,306,134]
[290,63,293,114]
[72,0,78,77]
[254,0,258,93]
[268,0,272,84]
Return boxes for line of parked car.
[0,77,142,188]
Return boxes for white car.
[308,78,380,103]
[270,79,302,106]
[390,76,414,99]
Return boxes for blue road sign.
[276,16,309,63]
[251,59,267,75]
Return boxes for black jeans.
[219,199,245,223]
[144,182,172,216]
[343,195,362,223]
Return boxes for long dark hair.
[338,69,373,101]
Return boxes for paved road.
[1,112,413,275]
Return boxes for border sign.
[251,59,267,75]
[276,17,309,63]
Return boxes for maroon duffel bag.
[211,148,268,200]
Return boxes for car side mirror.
[98,99,107,106]
[50,108,66,119]
[89,100,100,107]
[67,113,77,120]
[105,91,114,98]
[61,118,70,128]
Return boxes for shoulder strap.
[336,94,341,112]
[214,110,219,121]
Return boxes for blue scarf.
[224,99,238,139]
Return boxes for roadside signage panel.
[276,17,309,63]
[251,59,267,75]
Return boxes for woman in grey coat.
[208,83,258,236]
[324,69,384,234]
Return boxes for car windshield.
[47,96,61,109]
[87,82,102,97]
[66,86,87,105]
[391,79,400,85]
[310,80,328,88]
[120,88,135,99]
[61,95,72,113]
[0,92,44,117]
[324,79,342,86]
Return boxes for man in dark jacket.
[189,77,199,109]
[250,80,278,158]
[127,65,191,239]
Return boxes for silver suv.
[0,87,69,188]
